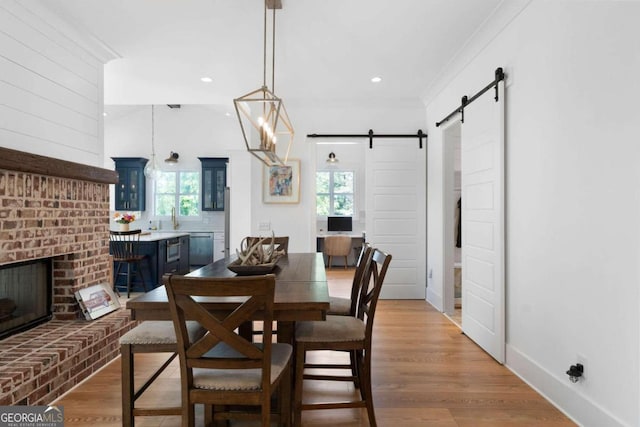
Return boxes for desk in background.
[316,234,365,267]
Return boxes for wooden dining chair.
[328,243,373,316]
[326,243,373,388]
[293,248,392,427]
[163,273,292,427]
[110,229,149,298]
[323,235,352,269]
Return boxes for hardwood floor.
[53,268,574,426]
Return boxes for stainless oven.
[166,238,181,263]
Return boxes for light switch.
[258,221,271,231]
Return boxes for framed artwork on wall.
[263,159,300,204]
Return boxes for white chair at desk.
[324,235,352,269]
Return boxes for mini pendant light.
[326,152,339,163]
[143,105,161,180]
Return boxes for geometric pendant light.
[234,0,294,166]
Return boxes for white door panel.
[366,140,426,299]
[461,80,506,363]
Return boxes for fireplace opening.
[0,258,53,340]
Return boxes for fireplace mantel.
[0,147,118,184]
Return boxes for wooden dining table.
[125,252,330,343]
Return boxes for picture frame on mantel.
[263,159,300,204]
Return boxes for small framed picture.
[263,159,300,204]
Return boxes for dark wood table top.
[126,253,330,322]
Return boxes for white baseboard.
[426,286,443,311]
[506,344,629,427]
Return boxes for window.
[155,171,200,217]
[316,170,354,216]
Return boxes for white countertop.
[136,231,190,242]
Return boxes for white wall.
[426,1,640,425]
[0,1,114,166]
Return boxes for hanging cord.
[151,105,155,155]
[262,0,267,88]
[271,6,276,93]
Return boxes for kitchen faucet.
[171,207,179,230]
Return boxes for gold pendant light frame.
[234,0,294,166]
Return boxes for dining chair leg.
[184,403,194,427]
[262,396,271,427]
[350,350,360,389]
[361,352,377,427]
[279,357,292,427]
[293,342,306,427]
[204,404,213,426]
[343,255,348,269]
[121,344,134,427]
[126,262,133,298]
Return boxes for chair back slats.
[348,244,373,315]
[173,295,263,361]
[109,230,142,260]
[357,249,392,337]
[164,274,276,381]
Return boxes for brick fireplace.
[0,147,135,405]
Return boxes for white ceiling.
[45,0,504,107]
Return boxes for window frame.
[154,170,201,219]
[315,169,356,218]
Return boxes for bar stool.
[120,320,206,427]
[110,230,149,298]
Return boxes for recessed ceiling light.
[102,112,107,116]
[200,76,213,83]
[371,76,382,83]
[225,112,231,117]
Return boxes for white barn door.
[366,140,426,299]
[461,81,506,363]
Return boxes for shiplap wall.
[0,0,115,166]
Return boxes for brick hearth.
[0,310,132,405]
[0,147,135,405]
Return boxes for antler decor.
[236,232,285,265]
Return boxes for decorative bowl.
[226,258,280,275]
